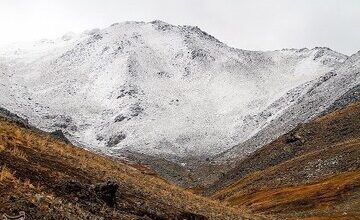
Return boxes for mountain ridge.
[216,51,360,161]
[0,21,350,160]
[207,101,360,219]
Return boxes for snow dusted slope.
[0,21,348,158]
[218,51,360,160]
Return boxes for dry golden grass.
[0,166,14,182]
[225,171,360,209]
[0,116,261,220]
[213,139,360,200]
[9,147,28,160]
[212,142,360,219]
[211,102,360,219]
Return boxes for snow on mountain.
[0,21,349,158]
[218,51,360,160]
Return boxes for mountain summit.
[0,21,353,159]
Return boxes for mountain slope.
[0,21,347,159]
[0,111,260,220]
[217,51,360,160]
[208,101,360,219]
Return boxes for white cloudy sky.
[0,0,359,55]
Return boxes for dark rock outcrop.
[324,84,360,114]
[0,107,29,128]
[57,180,119,207]
[94,181,119,207]
[50,130,71,144]
[177,212,208,220]
[107,133,126,147]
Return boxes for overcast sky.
[0,0,359,55]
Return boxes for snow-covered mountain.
[218,51,360,160]
[0,20,353,159]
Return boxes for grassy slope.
[0,116,261,220]
[210,102,360,219]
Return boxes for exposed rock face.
[50,130,71,144]
[0,107,29,128]
[324,84,360,114]
[114,114,127,122]
[107,133,126,147]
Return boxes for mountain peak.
[0,20,356,158]
[150,19,170,25]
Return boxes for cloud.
[0,0,359,55]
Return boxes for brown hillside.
[0,115,260,220]
[210,102,360,219]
